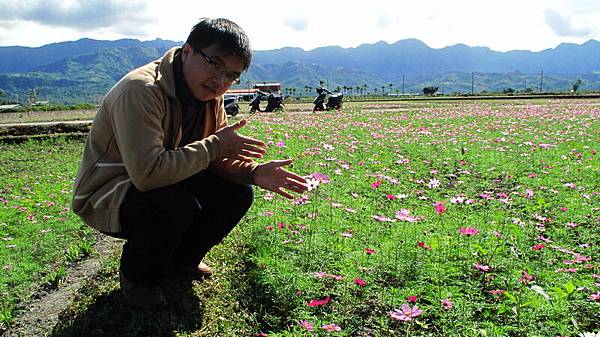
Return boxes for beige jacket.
[72,47,256,233]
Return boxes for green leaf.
[473,243,488,256]
[563,281,576,295]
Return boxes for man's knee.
[120,183,201,234]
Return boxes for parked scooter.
[249,91,266,113]
[223,94,240,116]
[313,87,343,112]
[249,91,285,113]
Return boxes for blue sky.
[0,0,599,52]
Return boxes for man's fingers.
[242,143,267,155]
[240,149,264,159]
[228,119,247,131]
[283,180,308,193]
[239,134,267,148]
[274,187,294,199]
[270,159,293,167]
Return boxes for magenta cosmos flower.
[459,226,479,236]
[389,304,423,321]
[307,297,331,307]
[321,323,341,332]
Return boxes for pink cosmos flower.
[441,298,453,309]
[364,248,376,255]
[489,289,506,295]
[473,263,491,272]
[459,226,479,236]
[372,215,396,222]
[389,304,423,321]
[354,278,367,286]
[308,297,331,307]
[256,333,268,337]
[407,295,417,303]
[450,195,465,204]
[395,209,424,222]
[321,323,341,332]
[524,189,534,199]
[298,320,314,331]
[590,292,600,301]
[434,202,446,214]
[519,271,535,284]
[314,272,344,280]
[427,178,441,188]
[371,180,383,188]
[386,194,397,200]
[293,194,309,205]
[276,140,286,148]
[532,244,545,250]
[312,172,330,183]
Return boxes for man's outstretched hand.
[253,159,308,199]
[215,119,267,161]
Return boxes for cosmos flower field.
[237,99,599,336]
[0,99,598,336]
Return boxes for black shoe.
[119,271,167,309]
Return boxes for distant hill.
[0,38,180,73]
[253,38,600,76]
[0,38,599,104]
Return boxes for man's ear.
[181,43,192,61]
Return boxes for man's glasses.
[194,48,241,85]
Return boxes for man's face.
[180,42,244,102]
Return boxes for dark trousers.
[117,170,253,285]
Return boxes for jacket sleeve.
[110,85,223,191]
[209,97,258,185]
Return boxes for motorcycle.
[313,87,343,112]
[249,91,284,113]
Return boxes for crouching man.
[72,18,308,308]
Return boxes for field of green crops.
[1,99,599,336]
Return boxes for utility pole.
[539,69,544,93]
[402,74,405,95]
[471,72,474,95]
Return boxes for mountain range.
[1,38,599,104]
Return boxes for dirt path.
[4,236,123,337]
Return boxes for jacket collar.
[156,47,179,99]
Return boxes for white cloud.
[545,9,591,37]
[0,0,598,52]
[0,0,151,34]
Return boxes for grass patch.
[0,137,95,330]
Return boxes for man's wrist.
[250,165,259,185]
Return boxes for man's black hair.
[186,18,252,71]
